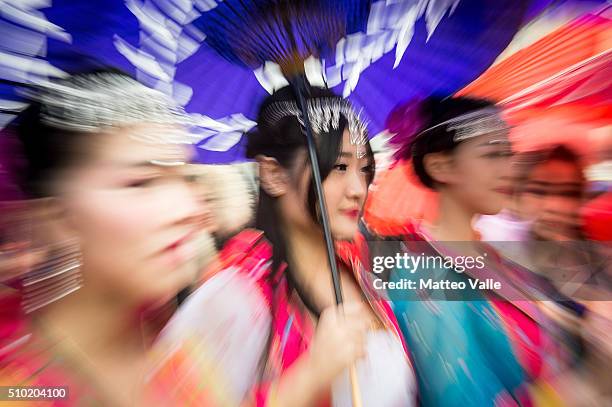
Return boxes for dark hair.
[13,68,134,198]
[514,145,583,197]
[246,85,375,269]
[544,145,581,167]
[411,96,498,189]
[14,103,84,198]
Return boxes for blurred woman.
[365,96,568,406]
[0,69,220,406]
[185,163,257,276]
[160,85,416,406]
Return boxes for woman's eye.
[484,151,513,158]
[333,164,348,171]
[126,178,158,188]
[361,164,374,173]
[184,174,201,185]
[524,188,547,196]
[559,190,582,199]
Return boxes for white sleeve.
[158,267,272,402]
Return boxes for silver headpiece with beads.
[447,107,510,142]
[21,72,198,144]
[261,97,369,148]
[410,106,510,156]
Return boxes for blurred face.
[272,129,372,241]
[56,124,208,304]
[520,159,584,240]
[182,165,220,235]
[443,132,514,215]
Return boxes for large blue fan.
[1,0,552,163]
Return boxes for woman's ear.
[423,152,455,186]
[256,155,289,197]
[25,197,79,245]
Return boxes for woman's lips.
[493,187,513,196]
[162,230,197,255]
[342,209,360,219]
[158,231,200,269]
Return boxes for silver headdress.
[447,107,510,142]
[21,72,198,144]
[261,97,369,152]
[411,106,510,155]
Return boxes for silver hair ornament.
[448,107,510,142]
[22,72,198,144]
[412,106,509,148]
[261,98,369,152]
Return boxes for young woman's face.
[283,129,372,241]
[322,130,373,240]
[57,124,209,304]
[446,132,514,215]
